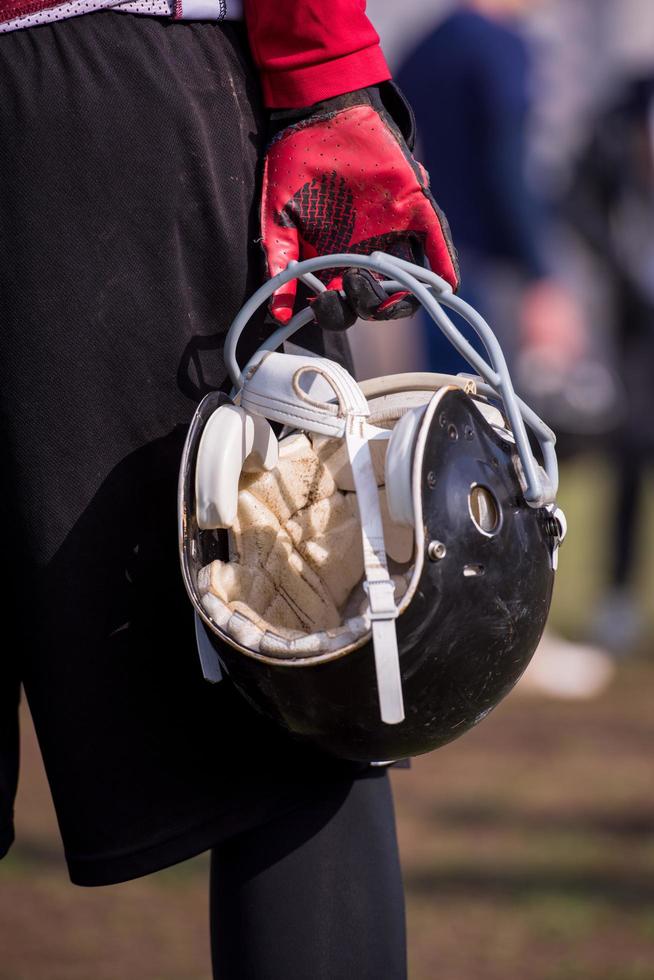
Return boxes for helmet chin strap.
[345,419,404,724]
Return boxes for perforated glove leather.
[260,83,460,328]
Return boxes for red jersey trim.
[0,0,64,20]
[259,45,391,109]
[244,0,391,109]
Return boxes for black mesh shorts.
[0,10,361,886]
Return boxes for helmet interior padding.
[198,428,413,658]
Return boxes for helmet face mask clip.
[178,252,565,762]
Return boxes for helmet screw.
[427,470,437,489]
[428,540,447,561]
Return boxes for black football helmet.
[178,253,565,762]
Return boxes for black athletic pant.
[0,8,359,886]
[210,772,407,980]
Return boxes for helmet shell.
[180,386,555,762]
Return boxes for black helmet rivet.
[427,470,437,489]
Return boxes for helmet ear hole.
[469,484,500,535]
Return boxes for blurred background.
[1,1,653,977]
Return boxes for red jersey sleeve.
[244,0,391,109]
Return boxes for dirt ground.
[1,456,653,980]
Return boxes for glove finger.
[261,151,301,324]
[325,274,345,292]
[342,269,418,321]
[310,289,358,332]
[266,225,300,325]
[376,290,418,320]
[342,269,387,319]
[270,278,298,325]
[413,192,460,291]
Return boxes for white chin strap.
[196,349,405,725]
[344,419,405,725]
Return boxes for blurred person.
[565,75,654,656]
[396,0,586,376]
[397,0,615,698]
[0,2,460,977]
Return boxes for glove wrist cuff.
[268,81,416,150]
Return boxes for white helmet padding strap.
[239,350,404,725]
[240,350,370,436]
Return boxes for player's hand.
[260,84,459,328]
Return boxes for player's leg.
[209,770,407,980]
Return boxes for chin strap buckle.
[363,579,398,620]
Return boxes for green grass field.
[1,455,653,980]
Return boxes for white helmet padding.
[384,407,424,528]
[195,405,278,530]
[197,429,411,651]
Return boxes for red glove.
[260,85,459,326]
